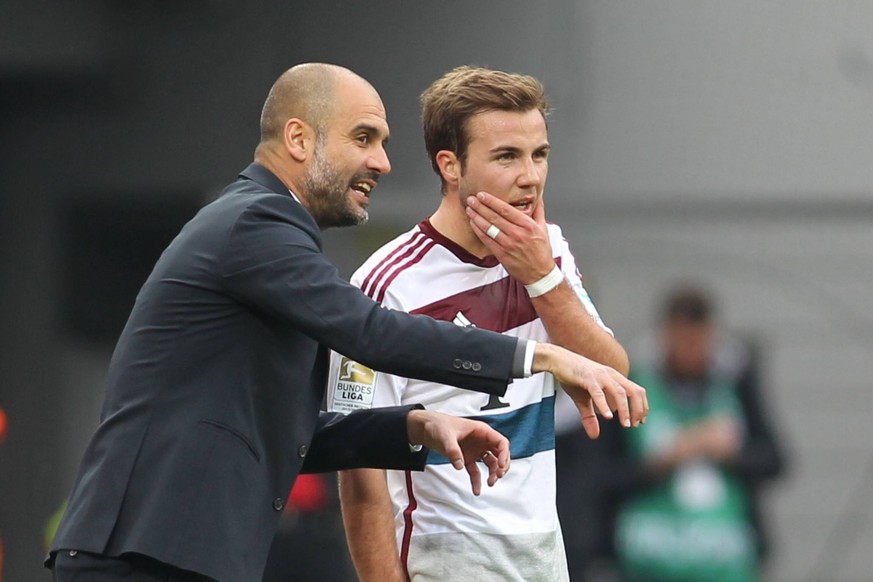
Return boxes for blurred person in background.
[558,284,786,581]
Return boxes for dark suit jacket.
[50,163,520,581]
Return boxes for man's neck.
[428,195,490,259]
[253,151,308,208]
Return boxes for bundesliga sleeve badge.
[331,356,377,412]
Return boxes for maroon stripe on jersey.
[360,230,428,298]
[408,257,563,333]
[419,219,500,268]
[374,240,437,304]
[400,470,417,582]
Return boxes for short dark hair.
[662,286,714,324]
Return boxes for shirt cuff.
[511,339,537,378]
[523,340,536,377]
[408,403,426,454]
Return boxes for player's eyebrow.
[490,145,521,155]
[489,142,550,155]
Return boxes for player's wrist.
[406,406,429,450]
[531,342,561,376]
[525,264,563,298]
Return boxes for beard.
[302,142,370,229]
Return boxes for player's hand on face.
[407,410,510,495]
[465,192,554,283]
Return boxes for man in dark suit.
[47,63,647,581]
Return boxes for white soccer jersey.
[327,219,611,582]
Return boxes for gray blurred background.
[1,1,871,580]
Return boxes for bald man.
[47,63,646,581]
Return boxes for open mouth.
[351,181,373,195]
[511,199,532,212]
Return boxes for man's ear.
[284,118,312,162]
[435,150,460,185]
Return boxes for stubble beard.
[303,142,369,229]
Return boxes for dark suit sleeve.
[300,407,428,473]
[221,196,517,395]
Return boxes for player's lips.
[510,196,535,213]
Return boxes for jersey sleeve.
[552,225,614,336]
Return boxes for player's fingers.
[640,381,650,421]
[466,459,483,496]
[468,192,506,224]
[587,383,615,422]
[480,450,507,487]
[492,437,511,475]
[439,436,464,471]
[626,378,649,426]
[533,196,547,227]
[465,208,507,256]
[466,202,494,236]
[482,429,510,465]
[577,399,601,439]
[467,193,527,232]
[605,379,631,428]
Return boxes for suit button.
[273,497,284,511]
[453,359,463,369]
[472,362,482,371]
[462,360,472,370]
[297,445,308,458]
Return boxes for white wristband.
[524,265,564,298]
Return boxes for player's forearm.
[338,469,405,582]
[532,281,629,375]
